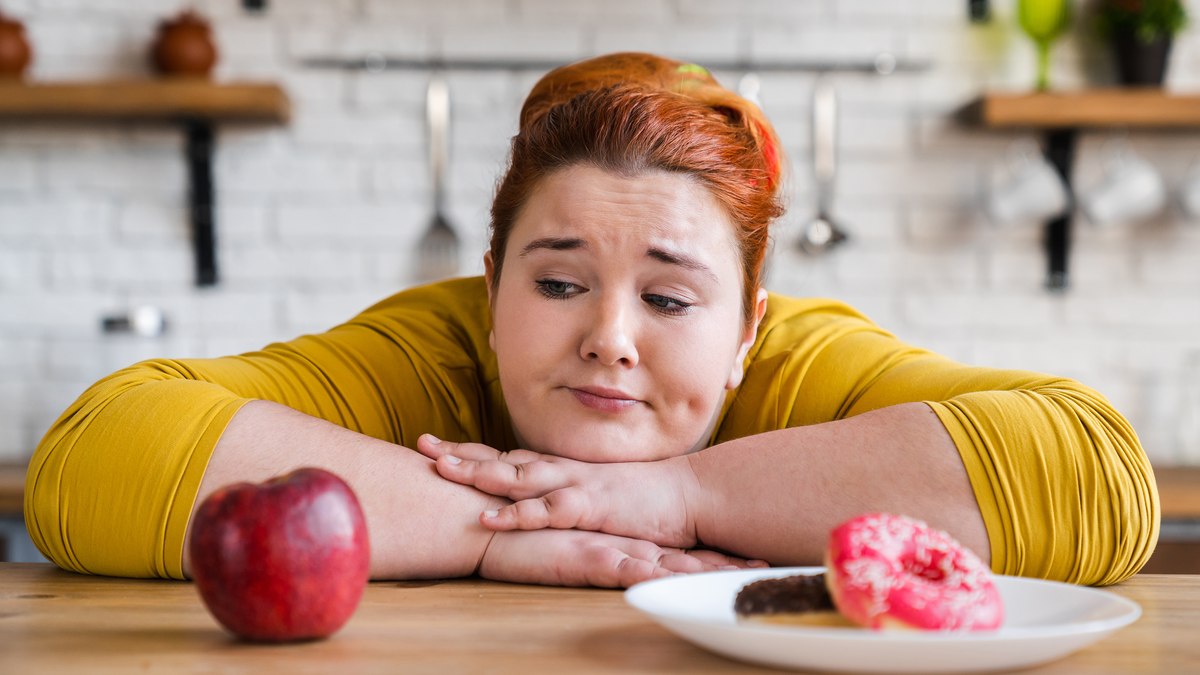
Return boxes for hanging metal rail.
[300,53,930,75]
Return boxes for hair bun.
[521,52,783,190]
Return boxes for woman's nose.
[580,300,639,367]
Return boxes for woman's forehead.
[515,165,737,250]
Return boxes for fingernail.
[444,455,461,465]
[426,434,441,445]
[750,559,769,567]
[483,509,499,519]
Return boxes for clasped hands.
[415,434,764,588]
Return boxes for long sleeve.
[716,294,1159,586]
[24,277,505,579]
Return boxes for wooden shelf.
[0,80,289,286]
[970,89,1200,129]
[0,80,290,123]
[966,89,1200,290]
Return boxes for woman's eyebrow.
[518,238,718,283]
[647,247,718,283]
[519,237,586,256]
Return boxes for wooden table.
[0,463,24,518]
[1,563,1197,674]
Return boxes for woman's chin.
[521,429,687,463]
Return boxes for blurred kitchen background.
[1,0,1198,495]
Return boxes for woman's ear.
[483,251,496,305]
[483,251,496,351]
[726,288,769,390]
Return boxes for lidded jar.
[0,11,32,79]
[150,10,217,77]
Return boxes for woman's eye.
[643,294,692,315]
[535,279,577,299]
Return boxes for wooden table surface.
[0,463,24,516]
[1,563,1197,674]
[1157,466,1200,520]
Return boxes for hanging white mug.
[984,140,1070,226]
[1176,161,1200,222]
[1080,142,1165,227]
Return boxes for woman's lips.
[568,387,642,413]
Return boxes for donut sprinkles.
[824,513,1004,631]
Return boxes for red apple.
[188,467,370,642]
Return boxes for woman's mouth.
[568,386,642,413]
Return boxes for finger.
[435,456,520,496]
[439,456,574,501]
[614,540,710,576]
[577,543,672,589]
[481,488,591,531]
[656,552,718,574]
[681,549,771,569]
[416,435,504,462]
[417,435,545,465]
[646,542,759,574]
[614,555,674,588]
[500,448,546,465]
[659,551,754,574]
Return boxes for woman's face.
[486,164,766,462]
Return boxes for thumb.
[415,433,452,459]
[416,434,505,462]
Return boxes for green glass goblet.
[1018,0,1072,90]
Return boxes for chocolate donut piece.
[734,573,834,617]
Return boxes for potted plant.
[1093,0,1188,86]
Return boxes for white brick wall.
[2,0,1200,467]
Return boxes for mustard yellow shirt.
[25,277,1159,585]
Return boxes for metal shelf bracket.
[1043,129,1077,292]
[184,119,217,287]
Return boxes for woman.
[25,53,1157,588]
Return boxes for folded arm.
[687,401,986,565]
[186,399,499,580]
[421,401,982,563]
[24,315,504,581]
[25,308,754,586]
[190,400,752,584]
[420,301,1160,586]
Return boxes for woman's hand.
[416,435,705,549]
[478,529,764,588]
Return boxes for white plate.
[625,567,1140,673]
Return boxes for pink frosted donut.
[824,513,1003,631]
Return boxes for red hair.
[490,53,785,325]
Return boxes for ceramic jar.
[0,11,32,79]
[150,10,217,78]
